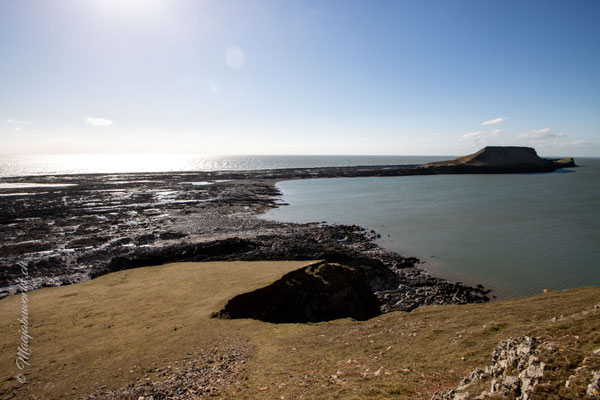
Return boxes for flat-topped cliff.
[426,146,575,173]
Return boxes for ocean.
[263,158,600,299]
[0,154,449,178]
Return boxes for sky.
[1,0,599,156]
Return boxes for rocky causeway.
[0,146,575,316]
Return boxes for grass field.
[1,261,599,399]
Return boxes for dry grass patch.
[0,261,598,400]
[0,261,317,399]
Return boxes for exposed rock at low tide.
[0,171,491,313]
[2,146,575,312]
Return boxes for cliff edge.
[427,146,576,173]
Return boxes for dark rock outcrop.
[213,262,382,323]
[426,146,561,173]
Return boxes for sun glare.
[94,0,171,20]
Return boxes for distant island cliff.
[426,146,577,173]
[224,145,576,179]
[184,145,576,180]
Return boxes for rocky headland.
[1,261,597,400]
[426,146,576,173]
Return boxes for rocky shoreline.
[0,162,498,312]
[3,145,576,312]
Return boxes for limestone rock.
[431,336,552,400]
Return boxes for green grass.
[0,261,598,399]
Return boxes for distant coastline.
[0,147,580,178]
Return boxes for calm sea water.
[263,159,600,299]
[0,154,448,178]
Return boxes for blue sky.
[1,0,599,156]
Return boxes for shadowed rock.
[427,146,564,173]
[214,262,381,323]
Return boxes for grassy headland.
[0,261,598,399]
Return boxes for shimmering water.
[263,159,600,299]
[0,154,448,178]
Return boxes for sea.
[263,158,600,299]
[1,154,599,299]
[0,154,448,178]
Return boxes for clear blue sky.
[1,0,599,156]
